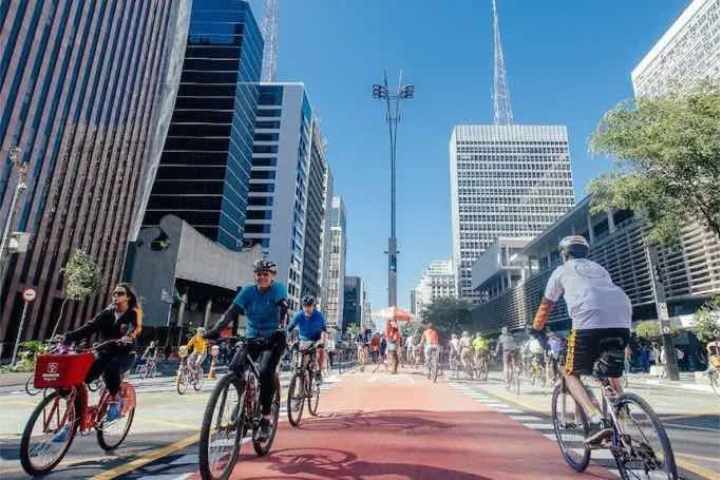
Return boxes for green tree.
[421,297,473,337]
[589,83,720,243]
[50,249,100,338]
[694,296,720,342]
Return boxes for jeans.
[86,350,136,396]
[229,331,286,415]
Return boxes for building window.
[248,196,274,206]
[249,183,275,193]
[253,145,278,154]
[250,170,276,180]
[256,109,281,117]
[246,210,272,220]
[252,157,277,167]
[258,86,283,105]
[244,223,272,234]
[254,132,279,141]
[255,120,280,129]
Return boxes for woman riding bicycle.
[204,259,288,441]
[62,283,142,422]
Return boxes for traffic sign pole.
[11,288,36,366]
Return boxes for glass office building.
[143,0,263,250]
[0,1,190,349]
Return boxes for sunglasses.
[255,272,271,277]
[112,291,127,297]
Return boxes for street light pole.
[372,71,414,309]
[0,147,28,303]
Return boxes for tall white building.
[632,0,720,97]
[323,196,346,328]
[412,259,457,322]
[449,125,575,303]
[244,83,330,310]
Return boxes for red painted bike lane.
[194,370,615,479]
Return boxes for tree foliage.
[420,297,473,337]
[50,249,100,338]
[589,83,720,243]
[694,296,720,342]
[634,320,678,341]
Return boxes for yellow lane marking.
[677,452,720,464]
[675,456,720,480]
[0,399,39,407]
[91,433,199,480]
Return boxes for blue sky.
[249,0,689,311]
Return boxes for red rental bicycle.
[20,340,137,476]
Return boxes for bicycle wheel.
[551,381,591,472]
[97,383,136,451]
[307,371,321,416]
[176,369,188,395]
[514,366,521,395]
[287,373,304,427]
[253,374,281,456]
[25,376,39,396]
[20,389,80,476]
[612,392,677,480]
[199,374,246,480]
[709,370,720,397]
[432,356,439,383]
[193,370,204,392]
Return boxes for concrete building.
[323,196,346,329]
[0,1,190,350]
[361,284,373,330]
[471,196,720,333]
[471,237,530,303]
[450,125,575,304]
[412,259,457,322]
[343,276,362,331]
[242,83,328,310]
[143,0,264,250]
[632,0,720,98]
[319,171,335,309]
[126,215,261,340]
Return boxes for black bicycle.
[287,340,322,427]
[198,336,281,480]
[551,338,677,480]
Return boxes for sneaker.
[315,371,323,385]
[105,400,123,422]
[51,425,70,443]
[256,417,272,441]
[584,418,613,448]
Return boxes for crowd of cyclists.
[20,233,720,479]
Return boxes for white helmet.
[559,235,590,259]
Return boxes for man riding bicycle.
[205,259,288,441]
[472,333,490,369]
[287,295,326,382]
[185,327,209,377]
[421,323,440,378]
[495,326,519,385]
[531,235,632,447]
[459,331,473,369]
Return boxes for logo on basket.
[43,362,60,380]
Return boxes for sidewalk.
[0,371,30,388]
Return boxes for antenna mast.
[492,0,513,125]
[261,0,279,82]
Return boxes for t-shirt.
[544,259,632,330]
[186,335,208,354]
[527,338,544,355]
[287,309,326,341]
[459,337,472,349]
[497,333,518,352]
[472,337,489,352]
[233,282,287,339]
[450,338,460,352]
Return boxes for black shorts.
[565,328,630,376]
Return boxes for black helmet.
[253,259,278,274]
[559,235,590,259]
[302,295,316,306]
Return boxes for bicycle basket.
[34,352,95,388]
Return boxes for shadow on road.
[245,447,494,480]
[293,409,454,434]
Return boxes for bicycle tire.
[25,376,41,396]
[709,371,720,398]
[551,382,591,472]
[199,374,245,480]
[432,357,439,383]
[20,389,80,476]
[176,370,188,395]
[97,383,136,451]
[287,373,304,427]
[193,371,203,392]
[307,372,320,416]
[514,367,521,395]
[253,374,281,456]
[613,392,677,480]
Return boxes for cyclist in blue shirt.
[205,259,288,440]
[287,295,327,381]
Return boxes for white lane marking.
[520,422,554,430]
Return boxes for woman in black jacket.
[64,283,143,419]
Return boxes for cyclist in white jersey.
[532,235,632,447]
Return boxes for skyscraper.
[243,83,330,310]
[449,125,574,303]
[412,259,457,321]
[323,196,346,328]
[0,1,190,348]
[143,0,264,250]
[343,276,362,331]
[632,0,720,98]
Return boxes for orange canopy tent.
[375,306,414,322]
